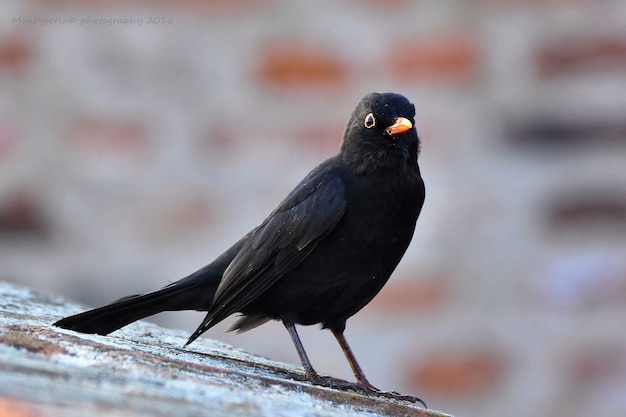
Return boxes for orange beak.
[385,117,413,136]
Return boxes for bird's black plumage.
[54,92,426,405]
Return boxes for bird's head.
[340,92,420,174]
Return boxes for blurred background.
[2,1,626,416]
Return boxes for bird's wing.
[186,165,346,344]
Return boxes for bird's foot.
[348,379,427,408]
[305,374,426,408]
[364,388,427,408]
[306,373,356,390]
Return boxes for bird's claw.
[305,374,426,408]
[369,389,427,408]
[354,382,427,408]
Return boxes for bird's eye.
[364,113,376,129]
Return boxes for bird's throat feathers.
[340,132,420,176]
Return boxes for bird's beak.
[385,117,413,136]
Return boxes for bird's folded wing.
[191,167,347,336]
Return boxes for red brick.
[291,123,345,154]
[389,32,479,84]
[142,197,213,238]
[0,398,39,417]
[353,0,413,8]
[368,280,450,312]
[0,192,48,237]
[537,36,626,78]
[507,115,626,148]
[0,35,32,73]
[409,350,505,397]
[546,193,626,233]
[70,119,147,154]
[567,345,626,386]
[480,0,588,6]
[256,44,349,88]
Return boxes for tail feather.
[54,267,221,335]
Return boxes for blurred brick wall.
[2,2,626,417]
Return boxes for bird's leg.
[284,322,325,384]
[331,328,427,408]
[330,327,376,389]
[283,322,354,388]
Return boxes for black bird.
[54,92,426,405]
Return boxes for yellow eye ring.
[364,113,376,129]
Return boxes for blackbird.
[54,92,426,405]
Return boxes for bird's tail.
[53,266,221,336]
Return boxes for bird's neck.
[340,143,419,177]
